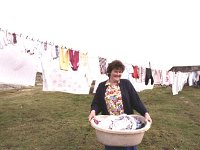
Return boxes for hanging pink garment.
[153,69,162,84]
[69,49,79,71]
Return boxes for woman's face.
[110,68,123,82]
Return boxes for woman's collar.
[105,79,120,86]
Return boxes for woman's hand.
[88,110,96,122]
[144,112,152,123]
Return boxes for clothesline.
[0,26,155,70]
[0,27,105,58]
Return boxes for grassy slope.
[0,86,200,150]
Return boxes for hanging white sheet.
[0,50,37,86]
[41,58,91,94]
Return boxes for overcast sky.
[1,0,200,69]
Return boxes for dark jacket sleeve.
[120,79,148,116]
[90,81,108,115]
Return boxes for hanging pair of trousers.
[145,68,154,85]
[105,145,137,150]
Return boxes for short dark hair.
[106,60,125,77]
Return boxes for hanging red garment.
[132,65,139,78]
[69,49,79,71]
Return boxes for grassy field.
[0,85,200,150]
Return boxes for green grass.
[0,85,200,150]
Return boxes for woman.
[88,60,152,150]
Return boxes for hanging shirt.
[98,57,107,74]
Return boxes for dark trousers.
[145,68,154,85]
[145,75,154,85]
[105,145,137,150]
